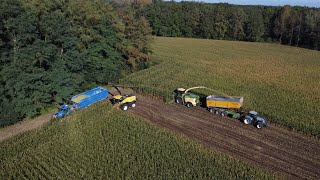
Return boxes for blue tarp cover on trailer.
[71,87,108,109]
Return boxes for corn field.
[121,37,320,137]
[0,102,273,179]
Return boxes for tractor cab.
[174,88,185,100]
[248,111,258,117]
[175,87,200,107]
[112,95,124,104]
[52,104,73,119]
[175,88,186,94]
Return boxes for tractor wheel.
[121,104,128,111]
[243,118,251,125]
[131,102,136,108]
[186,102,193,108]
[256,122,263,129]
[175,97,182,104]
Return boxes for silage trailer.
[71,87,109,109]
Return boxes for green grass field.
[0,102,272,179]
[121,37,320,136]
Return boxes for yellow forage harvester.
[108,82,137,111]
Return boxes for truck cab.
[243,111,267,129]
[52,104,73,119]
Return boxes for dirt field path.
[131,96,320,179]
[0,114,52,142]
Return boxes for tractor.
[243,111,268,129]
[52,104,73,119]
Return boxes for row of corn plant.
[120,36,320,137]
[0,102,274,179]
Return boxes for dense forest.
[142,0,320,50]
[0,0,152,126]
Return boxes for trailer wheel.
[221,112,226,117]
[121,104,128,111]
[175,97,182,104]
[243,118,251,125]
[256,122,263,129]
[209,108,213,113]
[215,110,220,115]
[186,102,193,108]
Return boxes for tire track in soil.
[130,95,320,179]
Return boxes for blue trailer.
[52,87,109,119]
[71,87,109,109]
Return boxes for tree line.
[142,0,320,50]
[0,0,152,126]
